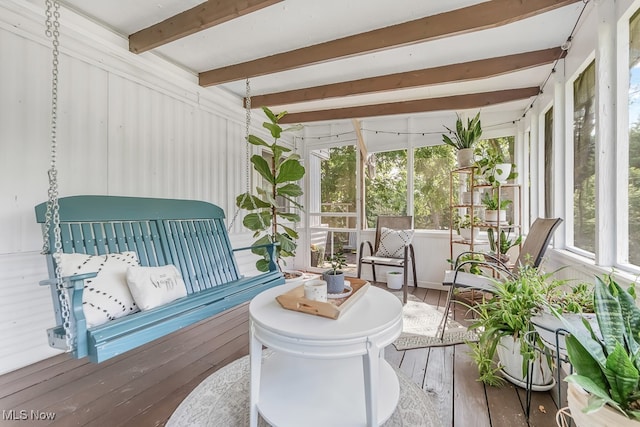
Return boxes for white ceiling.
[54,0,589,126]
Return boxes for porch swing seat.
[35,195,284,363]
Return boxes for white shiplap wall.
[0,1,271,374]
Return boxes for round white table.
[249,281,403,427]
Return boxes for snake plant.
[563,275,640,419]
[442,112,482,150]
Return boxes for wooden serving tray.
[276,278,370,319]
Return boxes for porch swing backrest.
[35,195,284,363]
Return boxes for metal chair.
[357,216,417,303]
[438,217,563,339]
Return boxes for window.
[413,145,456,229]
[544,108,553,219]
[629,10,640,265]
[364,149,407,228]
[572,61,596,254]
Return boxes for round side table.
[249,281,403,427]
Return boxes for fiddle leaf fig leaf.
[263,122,282,139]
[247,134,269,147]
[276,159,305,183]
[277,183,303,197]
[251,155,275,184]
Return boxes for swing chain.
[228,79,267,233]
[42,0,74,351]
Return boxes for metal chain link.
[228,79,267,232]
[42,0,74,351]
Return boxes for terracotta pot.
[567,383,638,427]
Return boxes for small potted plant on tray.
[323,253,347,294]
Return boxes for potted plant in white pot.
[453,212,481,242]
[474,139,518,186]
[561,275,640,426]
[442,111,482,168]
[235,107,305,278]
[323,253,347,294]
[481,191,512,224]
[467,265,554,389]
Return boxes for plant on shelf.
[235,107,305,272]
[562,275,640,425]
[453,212,481,241]
[442,112,482,167]
[481,191,512,211]
[474,139,518,186]
[466,265,555,388]
[487,228,522,262]
[323,253,348,294]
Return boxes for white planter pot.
[531,311,599,356]
[284,270,306,285]
[567,383,638,427]
[386,271,404,290]
[497,336,553,388]
[484,209,506,224]
[457,148,475,167]
[493,163,512,183]
[459,228,479,241]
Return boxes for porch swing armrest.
[39,272,99,288]
[233,242,281,272]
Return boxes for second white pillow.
[126,265,187,311]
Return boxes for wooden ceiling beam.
[248,47,564,107]
[129,0,283,54]
[199,0,580,86]
[277,87,540,124]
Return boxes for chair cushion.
[126,265,187,311]
[360,256,406,266]
[442,270,498,292]
[375,227,414,258]
[59,252,140,327]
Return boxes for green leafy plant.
[466,266,552,385]
[487,228,522,258]
[442,112,482,150]
[481,191,512,211]
[545,281,594,314]
[446,253,486,275]
[453,213,481,232]
[236,107,305,272]
[474,139,518,186]
[327,253,347,275]
[563,275,640,419]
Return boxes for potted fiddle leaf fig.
[236,107,305,273]
[442,111,482,168]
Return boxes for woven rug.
[167,352,443,427]
[392,294,478,350]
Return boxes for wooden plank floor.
[0,284,561,426]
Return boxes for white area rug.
[167,352,443,427]
[392,294,479,351]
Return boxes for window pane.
[629,10,640,265]
[414,145,456,229]
[364,150,407,228]
[573,61,596,253]
[544,108,554,219]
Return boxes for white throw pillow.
[375,227,415,258]
[126,265,187,311]
[58,252,141,328]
